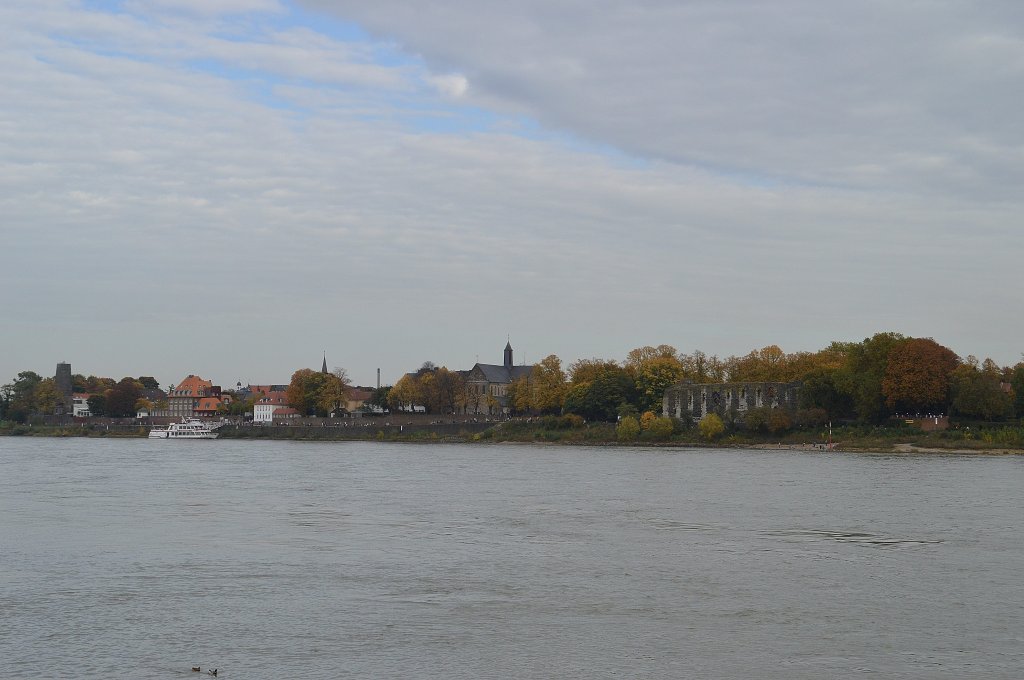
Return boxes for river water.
[1,439,1021,679]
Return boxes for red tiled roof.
[172,374,213,396]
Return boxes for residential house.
[253,390,290,423]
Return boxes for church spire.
[504,340,513,369]
[321,352,328,374]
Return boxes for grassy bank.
[5,419,1023,452]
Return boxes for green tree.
[87,394,108,417]
[137,376,160,390]
[1009,363,1024,419]
[2,371,43,422]
[563,363,638,422]
[949,359,1013,421]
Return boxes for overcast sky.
[2,0,1022,389]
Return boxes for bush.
[616,416,640,442]
[698,413,725,441]
[645,416,675,441]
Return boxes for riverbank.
[3,419,1023,453]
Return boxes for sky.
[2,0,1022,389]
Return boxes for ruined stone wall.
[663,382,801,421]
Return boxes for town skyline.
[3,1,1022,390]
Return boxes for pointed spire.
[321,352,328,374]
[504,340,513,369]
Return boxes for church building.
[463,342,532,415]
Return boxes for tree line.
[3,332,1022,428]
[377,333,1024,428]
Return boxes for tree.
[680,350,728,382]
[624,345,679,371]
[949,360,1013,421]
[368,386,392,411]
[505,375,531,415]
[1011,363,1024,418]
[106,378,143,417]
[633,356,685,412]
[137,376,160,390]
[33,378,64,415]
[529,354,567,414]
[563,362,637,422]
[420,367,464,414]
[698,413,725,441]
[881,337,959,414]
[387,374,423,412]
[286,368,350,417]
[87,394,108,417]
[2,371,43,422]
[798,368,853,420]
[833,332,905,423]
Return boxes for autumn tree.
[420,367,465,414]
[505,375,531,415]
[387,374,423,412]
[633,356,685,412]
[624,345,679,371]
[33,378,65,415]
[881,337,959,414]
[679,350,728,382]
[529,354,567,414]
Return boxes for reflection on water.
[1,439,1021,679]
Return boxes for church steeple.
[504,340,513,369]
[321,352,328,374]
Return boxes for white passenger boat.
[148,418,219,439]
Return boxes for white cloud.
[427,73,469,98]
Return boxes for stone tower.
[504,341,513,369]
[55,362,72,415]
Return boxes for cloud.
[1,0,1022,387]
[427,73,469,98]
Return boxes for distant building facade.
[463,342,533,415]
[167,375,222,417]
[663,381,801,421]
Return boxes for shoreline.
[3,423,1023,455]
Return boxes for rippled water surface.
[1,439,1021,679]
